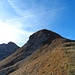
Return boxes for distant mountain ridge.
[0,42,20,60]
[0,29,75,75]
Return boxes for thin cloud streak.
[7,0,22,16]
[5,0,66,46]
[7,7,66,22]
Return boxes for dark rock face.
[25,29,62,51]
[19,29,62,59]
[0,42,19,60]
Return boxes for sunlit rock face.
[0,42,19,60]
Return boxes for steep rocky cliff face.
[0,29,75,75]
[0,42,19,60]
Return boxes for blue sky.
[0,0,75,46]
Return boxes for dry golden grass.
[0,38,75,75]
[9,38,69,75]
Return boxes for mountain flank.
[0,29,75,75]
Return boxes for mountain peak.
[8,41,17,46]
[8,41,15,44]
[29,29,62,45]
[0,29,62,66]
[0,42,19,60]
[1,29,75,75]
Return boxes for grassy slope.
[9,38,72,75]
[0,38,75,75]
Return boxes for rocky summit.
[0,29,75,75]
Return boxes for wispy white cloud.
[7,7,66,22]
[7,0,22,16]
[7,0,66,25]
[6,6,66,31]
[7,0,34,17]
[5,0,66,46]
